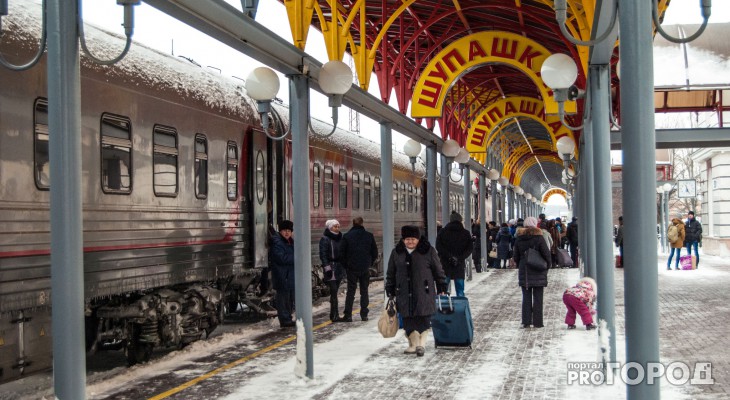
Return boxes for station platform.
[3,253,728,399]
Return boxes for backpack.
[667,224,679,243]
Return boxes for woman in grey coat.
[385,225,448,357]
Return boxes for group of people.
[269,209,595,355]
[666,210,703,270]
[471,214,580,272]
[269,216,378,328]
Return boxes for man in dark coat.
[385,225,448,356]
[435,211,473,297]
[566,217,579,268]
[471,220,482,273]
[684,211,703,268]
[513,216,551,329]
[486,221,500,268]
[269,220,295,328]
[339,216,379,322]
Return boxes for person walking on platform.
[270,220,296,328]
[566,217,579,268]
[513,216,551,329]
[319,219,345,322]
[495,223,512,269]
[436,211,473,296]
[684,211,703,268]
[667,216,686,270]
[614,216,624,268]
[487,221,499,269]
[385,226,448,357]
[563,277,597,330]
[339,217,379,322]
[471,219,483,273]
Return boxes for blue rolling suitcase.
[431,295,474,348]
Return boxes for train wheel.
[126,325,153,366]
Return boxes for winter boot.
[416,329,429,357]
[404,331,420,354]
[586,324,597,330]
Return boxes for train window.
[400,183,406,212]
[352,172,360,210]
[101,113,133,194]
[153,126,178,197]
[393,182,398,210]
[194,134,208,199]
[363,174,371,211]
[33,99,50,190]
[324,166,334,209]
[339,169,347,209]
[226,141,238,200]
[408,184,414,213]
[374,177,381,211]
[256,151,265,205]
[313,163,321,208]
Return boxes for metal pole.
[427,146,437,244]
[491,178,498,222]
[590,65,617,366]
[463,166,472,280]
[48,0,86,397]
[290,75,313,378]
[583,120,596,280]
[479,174,487,271]
[507,189,514,221]
[380,123,394,280]
[620,0,661,397]
[664,190,670,246]
[441,155,450,224]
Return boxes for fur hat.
[279,220,294,231]
[401,225,420,239]
[450,211,463,223]
[523,216,538,228]
[325,219,340,230]
[579,277,597,294]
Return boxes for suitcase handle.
[437,295,454,314]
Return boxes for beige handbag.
[378,298,398,338]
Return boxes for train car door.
[250,125,269,271]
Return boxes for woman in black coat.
[386,225,448,357]
[319,219,344,322]
[495,223,512,269]
[512,216,551,329]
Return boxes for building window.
[400,183,406,212]
[324,165,334,209]
[313,163,321,208]
[374,177,381,211]
[393,182,399,210]
[101,114,132,194]
[153,125,178,197]
[194,134,208,198]
[33,99,49,189]
[363,174,371,211]
[352,172,360,210]
[339,168,348,209]
[226,141,238,200]
[415,188,420,213]
[408,184,414,213]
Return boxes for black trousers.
[569,243,579,268]
[343,269,370,318]
[521,286,544,327]
[328,279,342,320]
[275,287,295,324]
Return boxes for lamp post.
[441,139,461,223]
[498,176,508,223]
[403,139,422,171]
[488,169,499,222]
[541,53,582,129]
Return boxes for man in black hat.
[436,211,473,296]
[339,217,379,322]
[270,220,295,327]
[685,211,703,268]
[566,217,579,268]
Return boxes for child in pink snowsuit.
[563,277,597,330]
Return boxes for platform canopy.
[277,0,677,196]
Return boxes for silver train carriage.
[0,1,479,382]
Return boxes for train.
[0,1,482,382]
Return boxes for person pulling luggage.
[385,226,448,357]
[435,211,473,296]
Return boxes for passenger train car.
[0,2,481,381]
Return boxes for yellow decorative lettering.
[491,37,517,59]
[442,48,466,73]
[468,40,487,61]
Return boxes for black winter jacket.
[385,237,448,318]
[436,221,473,280]
[684,218,703,243]
[319,228,345,281]
[269,233,295,291]
[513,227,551,288]
[340,225,379,272]
[566,221,578,245]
